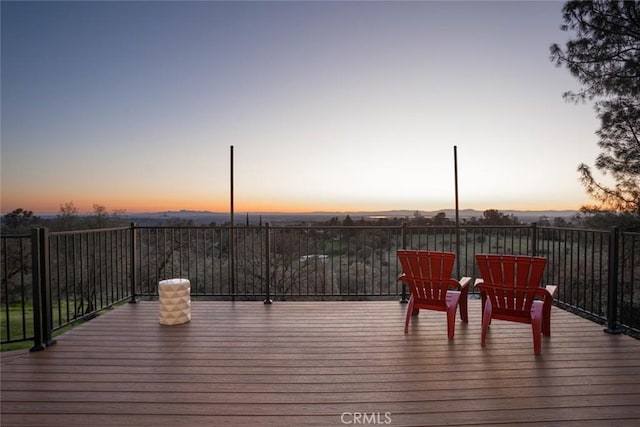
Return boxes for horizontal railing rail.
[1,223,638,348]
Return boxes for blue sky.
[1,1,601,214]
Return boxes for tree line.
[1,202,131,234]
[4,203,640,235]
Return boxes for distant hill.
[309,208,578,218]
[122,209,579,226]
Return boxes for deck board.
[2,300,640,426]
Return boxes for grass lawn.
[1,301,123,352]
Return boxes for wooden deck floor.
[2,300,640,426]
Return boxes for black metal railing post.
[30,227,55,352]
[400,223,408,303]
[30,228,44,351]
[129,223,137,303]
[531,222,538,256]
[604,226,621,334]
[264,223,272,304]
[41,228,55,348]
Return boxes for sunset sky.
[1,1,602,215]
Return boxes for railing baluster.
[400,223,408,303]
[129,224,136,303]
[264,223,272,304]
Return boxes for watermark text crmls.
[340,412,392,425]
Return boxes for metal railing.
[1,227,133,347]
[1,233,31,343]
[1,223,638,349]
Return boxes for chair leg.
[446,292,461,339]
[531,302,543,355]
[404,297,414,334]
[481,300,492,347]
[459,287,469,323]
[542,299,552,336]
[446,305,457,339]
[480,293,491,325]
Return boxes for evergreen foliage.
[551,1,640,214]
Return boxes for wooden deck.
[2,300,640,426]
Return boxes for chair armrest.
[473,278,484,290]
[529,286,555,301]
[458,277,472,289]
[398,273,407,283]
[544,284,558,298]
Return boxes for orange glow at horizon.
[1,192,589,215]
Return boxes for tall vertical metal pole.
[230,145,235,299]
[454,146,461,278]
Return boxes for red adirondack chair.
[397,250,472,338]
[474,254,558,355]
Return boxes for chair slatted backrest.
[397,250,459,306]
[476,254,547,317]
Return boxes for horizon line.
[13,207,583,217]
